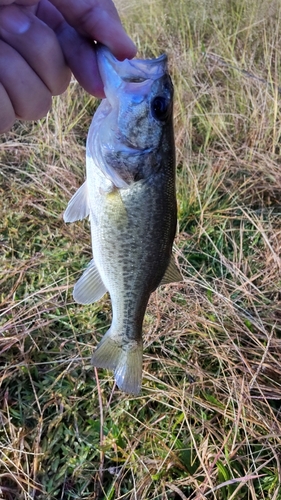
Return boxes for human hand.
[0,0,71,132]
[0,0,137,133]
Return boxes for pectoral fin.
[73,259,107,304]
[160,255,182,286]
[64,181,89,223]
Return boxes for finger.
[0,82,16,132]
[0,40,52,120]
[0,5,71,95]
[58,24,105,97]
[48,0,137,60]
[36,0,104,97]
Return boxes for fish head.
[87,46,174,189]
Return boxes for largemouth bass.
[64,46,182,395]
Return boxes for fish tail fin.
[91,328,143,395]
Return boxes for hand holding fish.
[0,0,137,133]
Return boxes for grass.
[1,0,281,498]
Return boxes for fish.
[64,46,182,395]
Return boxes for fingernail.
[0,6,31,34]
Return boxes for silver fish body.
[64,47,181,394]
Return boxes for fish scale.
[64,46,182,394]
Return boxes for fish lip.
[97,44,167,65]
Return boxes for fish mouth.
[97,45,168,91]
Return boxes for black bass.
[64,46,181,395]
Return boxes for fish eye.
[151,96,171,121]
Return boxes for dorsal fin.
[160,255,182,286]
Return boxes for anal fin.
[73,259,107,304]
